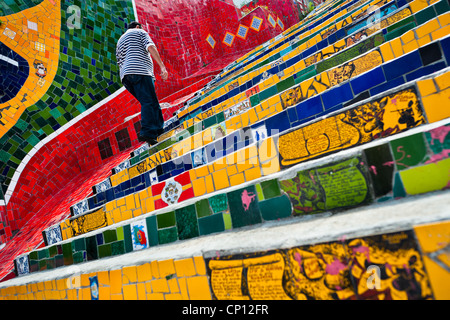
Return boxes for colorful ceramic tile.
[346,231,434,300]
[259,195,292,221]
[44,225,63,246]
[71,199,89,216]
[251,124,268,144]
[130,219,149,251]
[390,133,428,171]
[227,185,262,228]
[363,143,395,198]
[175,205,199,240]
[90,275,99,300]
[14,255,30,277]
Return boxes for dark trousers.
[122,74,164,139]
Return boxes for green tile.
[98,244,112,259]
[116,226,124,241]
[227,185,262,229]
[209,193,228,213]
[111,241,125,256]
[62,243,73,266]
[390,133,427,171]
[48,245,57,258]
[434,0,450,15]
[223,212,232,230]
[158,227,178,245]
[276,76,295,93]
[103,229,117,243]
[72,238,86,252]
[46,258,56,270]
[145,215,159,247]
[416,6,436,25]
[260,195,293,221]
[38,249,49,260]
[123,224,133,253]
[195,199,213,218]
[198,213,225,236]
[72,251,85,264]
[29,251,38,261]
[175,205,199,240]
[39,260,47,271]
[249,94,261,107]
[259,85,278,102]
[255,183,264,201]
[157,211,176,229]
[86,236,98,261]
[261,179,281,199]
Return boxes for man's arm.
[148,45,168,81]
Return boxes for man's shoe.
[138,135,158,146]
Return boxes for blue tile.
[351,67,386,95]
[265,111,291,133]
[295,95,323,120]
[383,50,422,81]
[321,82,353,110]
[405,61,446,82]
[287,106,298,123]
[370,76,405,96]
[303,45,318,59]
[440,36,450,63]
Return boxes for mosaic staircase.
[1,0,450,300]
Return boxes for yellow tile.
[435,70,450,90]
[151,260,160,278]
[123,284,138,300]
[195,165,209,178]
[137,283,147,300]
[109,269,122,294]
[151,279,169,293]
[186,276,212,300]
[205,174,215,193]
[431,24,450,41]
[174,258,197,278]
[81,288,91,300]
[193,256,207,275]
[168,278,180,293]
[417,78,437,97]
[421,88,450,123]
[80,274,91,287]
[226,164,238,176]
[400,30,415,44]
[121,210,132,221]
[99,287,111,300]
[244,166,262,182]
[56,279,66,291]
[230,172,245,186]
[417,35,431,47]
[192,177,206,197]
[390,38,403,58]
[44,280,52,291]
[147,293,165,300]
[122,266,137,284]
[438,12,450,27]
[416,19,440,38]
[111,293,123,300]
[410,0,428,13]
[158,259,176,278]
[402,40,418,54]
[137,263,152,282]
[212,169,230,191]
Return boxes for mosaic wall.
[1,220,449,300]
[0,0,449,299]
[0,0,300,244]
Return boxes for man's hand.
[160,66,168,81]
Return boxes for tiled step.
[57,26,450,242]
[6,188,450,299]
[16,66,450,276]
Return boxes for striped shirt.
[116,28,156,80]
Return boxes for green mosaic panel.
[0,0,135,198]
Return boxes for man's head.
[128,21,142,29]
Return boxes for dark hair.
[128,21,142,29]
